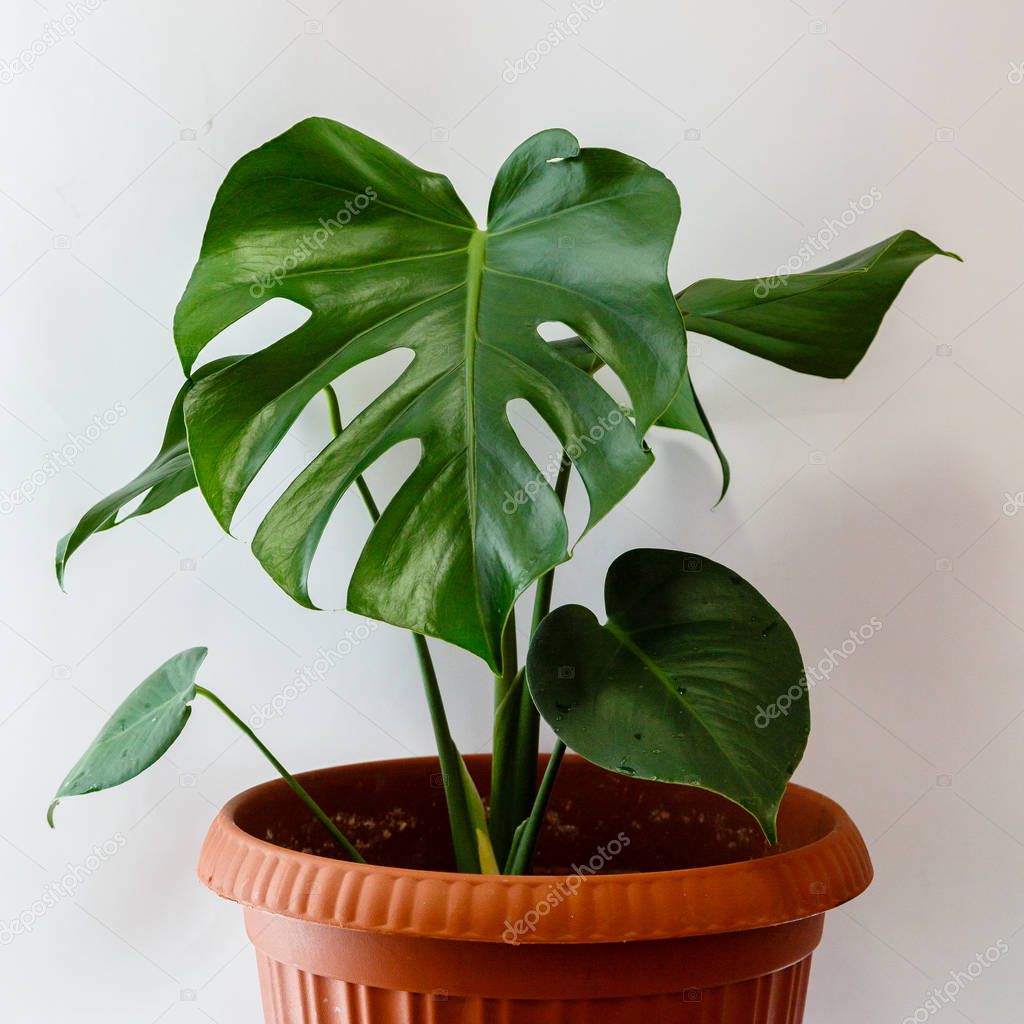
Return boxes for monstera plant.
[50,118,956,876]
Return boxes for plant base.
[199,755,872,1024]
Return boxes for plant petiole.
[322,386,482,873]
[195,685,366,863]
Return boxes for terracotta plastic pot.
[199,755,871,1023]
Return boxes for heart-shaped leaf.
[678,230,959,378]
[174,119,687,670]
[55,358,240,588]
[526,550,806,839]
[48,647,207,826]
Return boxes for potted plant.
[50,118,957,1023]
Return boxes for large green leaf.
[174,118,687,670]
[526,549,807,839]
[678,230,959,378]
[55,357,240,588]
[48,647,207,826]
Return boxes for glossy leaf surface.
[527,549,807,839]
[174,119,687,668]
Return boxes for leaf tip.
[534,127,581,162]
[46,799,59,829]
[750,801,780,846]
[188,645,210,664]
[711,464,731,508]
[55,536,71,591]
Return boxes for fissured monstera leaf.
[174,118,687,669]
[526,549,807,839]
[48,647,207,826]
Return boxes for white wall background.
[3,0,1023,1020]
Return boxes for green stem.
[531,454,573,632]
[413,630,483,873]
[489,668,540,865]
[505,740,566,875]
[322,386,481,873]
[196,685,366,863]
[324,385,379,518]
[513,454,573,870]
[490,454,574,867]
[488,611,524,863]
[495,607,519,709]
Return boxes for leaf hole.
[536,320,573,342]
[327,348,415,427]
[234,347,415,548]
[191,297,311,371]
[304,437,423,610]
[504,398,591,550]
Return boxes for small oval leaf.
[526,550,807,841]
[48,647,208,826]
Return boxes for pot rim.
[198,754,872,944]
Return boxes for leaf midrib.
[602,617,758,790]
[462,229,490,661]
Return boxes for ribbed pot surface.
[199,755,872,1023]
